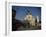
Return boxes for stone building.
[24,11,36,26]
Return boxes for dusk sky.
[12,6,41,20]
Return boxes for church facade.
[24,12,39,26]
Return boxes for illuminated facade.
[24,12,35,26]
